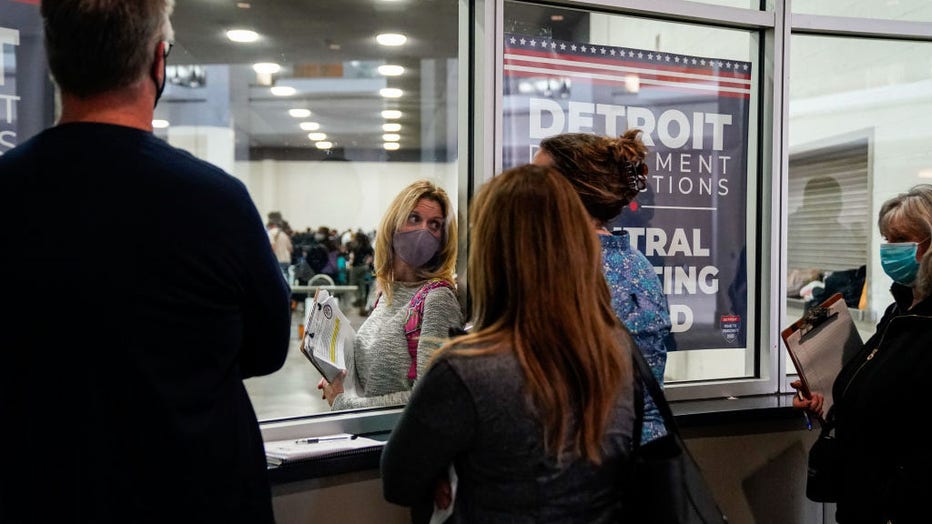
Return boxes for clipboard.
[781,292,863,416]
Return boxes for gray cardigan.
[332,281,462,410]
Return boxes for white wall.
[232,160,459,234]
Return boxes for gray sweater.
[381,349,637,523]
[332,281,462,410]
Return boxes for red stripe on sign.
[12,0,40,4]
[504,68,751,99]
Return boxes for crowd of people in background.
[265,212,378,313]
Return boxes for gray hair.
[42,0,175,97]
[878,184,932,299]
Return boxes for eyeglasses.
[162,40,174,59]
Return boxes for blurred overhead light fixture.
[316,141,333,150]
[226,29,259,43]
[270,86,296,96]
[381,110,402,119]
[919,168,932,179]
[236,2,251,8]
[376,33,407,46]
[382,123,401,132]
[252,62,281,74]
[384,142,400,151]
[378,64,405,76]
[299,122,321,131]
[307,132,327,141]
[382,133,401,141]
[289,108,311,118]
[380,88,403,98]
[550,15,564,21]
[152,119,170,129]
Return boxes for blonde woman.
[381,165,637,521]
[319,180,463,410]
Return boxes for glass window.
[2,0,464,422]
[502,1,764,385]
[786,35,932,371]
[792,1,932,22]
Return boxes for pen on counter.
[295,435,358,444]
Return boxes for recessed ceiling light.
[376,33,407,46]
[236,2,251,8]
[307,132,327,141]
[383,133,401,141]
[289,108,311,118]
[383,142,400,151]
[299,122,321,131]
[152,119,170,129]
[380,88,403,98]
[550,15,564,21]
[377,64,405,76]
[382,123,401,132]
[381,110,402,119]
[270,86,296,96]
[253,62,281,74]
[316,141,333,150]
[226,29,259,43]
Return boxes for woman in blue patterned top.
[534,129,672,443]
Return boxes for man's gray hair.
[41,0,175,97]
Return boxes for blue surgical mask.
[393,229,440,268]
[880,242,920,285]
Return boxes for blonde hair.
[373,180,457,304]
[441,164,631,464]
[878,184,932,299]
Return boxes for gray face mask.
[393,229,441,268]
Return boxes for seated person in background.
[318,180,462,410]
[381,165,638,521]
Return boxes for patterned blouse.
[600,232,672,443]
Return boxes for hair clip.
[624,161,648,193]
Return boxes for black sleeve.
[380,358,477,507]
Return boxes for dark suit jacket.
[0,123,291,523]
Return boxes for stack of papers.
[300,289,356,385]
[265,433,383,466]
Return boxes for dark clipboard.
[781,292,863,416]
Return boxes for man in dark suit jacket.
[0,1,291,522]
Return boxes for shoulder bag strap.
[630,343,680,441]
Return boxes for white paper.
[264,433,383,465]
[301,289,356,393]
[428,464,458,524]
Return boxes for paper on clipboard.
[781,292,863,415]
[300,289,356,387]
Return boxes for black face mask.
[153,41,171,109]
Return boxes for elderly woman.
[794,184,932,523]
[318,180,463,410]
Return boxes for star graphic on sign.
[629,51,635,57]
[674,56,680,62]
[664,55,670,61]
[600,47,606,54]
[610,49,616,55]
[560,43,566,50]
[551,42,558,49]
[591,47,597,53]
[743,64,749,70]
[637,52,643,58]
[647,53,653,59]
[529,39,536,47]
[510,37,517,44]
[581,45,587,52]
[700,59,706,65]
[725,61,731,68]
[520,38,526,45]
[571,44,577,51]
[692,58,698,64]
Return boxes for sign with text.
[502,33,751,350]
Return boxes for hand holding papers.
[301,289,356,385]
[782,293,863,418]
